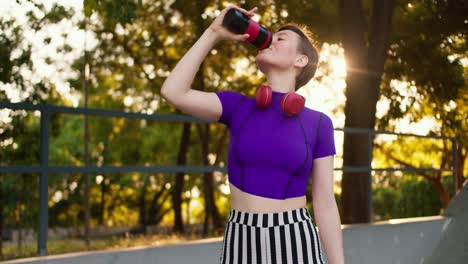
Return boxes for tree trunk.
[153,191,172,225]
[172,122,192,234]
[138,175,149,230]
[149,186,169,225]
[433,179,450,208]
[98,176,106,225]
[339,0,395,224]
[455,146,466,193]
[18,175,25,255]
[197,123,222,236]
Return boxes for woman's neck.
[265,71,296,93]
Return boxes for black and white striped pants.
[218,207,326,264]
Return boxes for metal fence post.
[38,105,49,255]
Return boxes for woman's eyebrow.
[275,32,289,38]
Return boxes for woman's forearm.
[161,28,219,98]
[313,200,345,264]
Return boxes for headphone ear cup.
[281,92,305,116]
[256,85,272,108]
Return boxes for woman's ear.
[295,54,308,68]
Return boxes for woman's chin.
[256,56,276,72]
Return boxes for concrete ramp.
[424,180,468,264]
[2,217,451,264]
[341,215,447,264]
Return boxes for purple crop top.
[215,90,336,200]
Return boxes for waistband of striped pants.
[227,207,312,228]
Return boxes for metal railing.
[0,100,458,256]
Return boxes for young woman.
[161,4,344,264]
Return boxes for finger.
[230,4,253,16]
[247,8,257,16]
[240,33,250,41]
[247,7,257,17]
[235,33,248,41]
[249,7,258,13]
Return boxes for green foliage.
[373,173,451,220]
[84,0,142,27]
[26,3,74,30]
[378,0,467,145]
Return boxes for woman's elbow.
[160,85,171,98]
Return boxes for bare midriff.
[229,183,307,213]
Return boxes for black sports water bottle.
[222,8,272,50]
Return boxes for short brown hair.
[277,22,319,90]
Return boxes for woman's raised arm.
[160,5,257,122]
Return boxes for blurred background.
[0,0,466,261]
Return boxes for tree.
[338,0,396,224]
[0,0,74,256]
[379,0,467,196]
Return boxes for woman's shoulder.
[300,106,323,121]
[215,90,244,99]
[300,107,335,137]
[215,90,254,105]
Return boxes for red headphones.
[255,84,306,116]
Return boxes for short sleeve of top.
[313,113,337,159]
[215,90,244,126]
